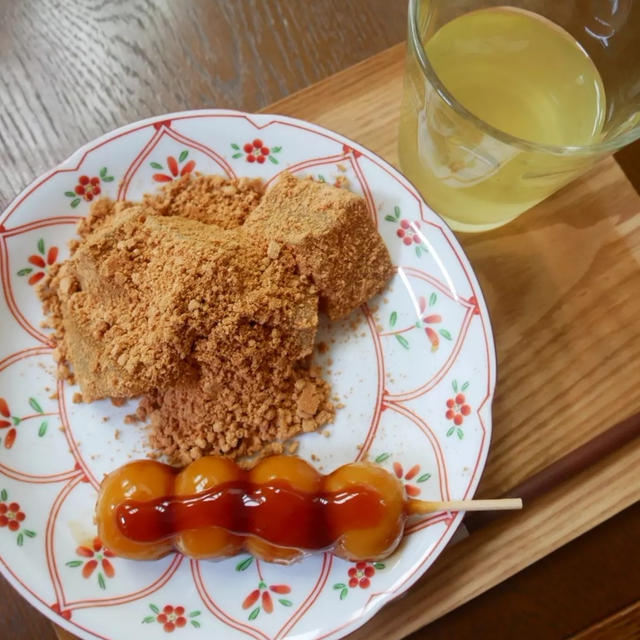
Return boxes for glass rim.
[408,0,640,155]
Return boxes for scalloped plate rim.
[0,108,496,640]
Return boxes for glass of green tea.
[398,0,640,231]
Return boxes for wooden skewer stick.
[406,498,523,516]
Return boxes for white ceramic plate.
[0,110,495,640]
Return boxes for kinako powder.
[38,172,393,465]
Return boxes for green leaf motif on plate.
[248,606,260,620]
[235,556,253,571]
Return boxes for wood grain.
[0,0,407,210]
[0,574,58,640]
[54,627,75,640]
[408,503,640,639]
[571,601,640,640]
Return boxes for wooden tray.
[57,43,640,640]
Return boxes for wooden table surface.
[1,2,639,639]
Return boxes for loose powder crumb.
[38,173,392,464]
[72,392,83,404]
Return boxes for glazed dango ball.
[96,454,407,564]
[96,460,175,560]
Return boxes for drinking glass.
[398,0,640,231]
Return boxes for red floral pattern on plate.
[142,603,202,631]
[446,380,471,439]
[235,555,293,620]
[64,168,113,207]
[373,452,432,497]
[150,150,196,182]
[385,205,427,257]
[66,536,115,590]
[0,489,36,545]
[0,396,49,449]
[231,139,282,164]
[16,238,59,285]
[381,292,453,352]
[333,561,386,599]
[242,582,293,620]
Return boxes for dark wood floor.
[408,503,640,639]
